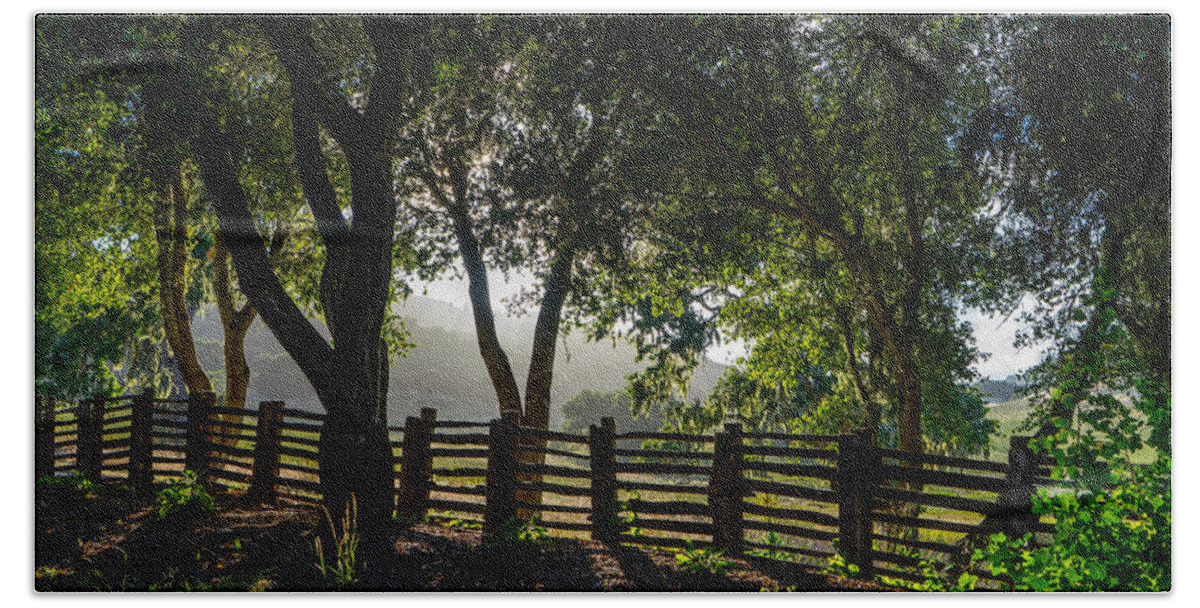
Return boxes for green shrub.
[822,552,860,579]
[38,471,98,501]
[974,465,1170,591]
[675,540,733,577]
[486,515,550,547]
[154,470,215,522]
[880,560,979,592]
[749,531,790,561]
[445,518,482,530]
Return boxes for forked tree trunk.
[517,247,576,512]
[212,235,258,446]
[190,16,432,575]
[155,169,214,399]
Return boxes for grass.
[984,396,1158,464]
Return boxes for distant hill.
[974,375,1023,403]
[190,295,727,429]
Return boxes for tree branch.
[192,100,335,387]
[361,15,423,146]
[260,16,365,146]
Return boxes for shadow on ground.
[37,493,845,592]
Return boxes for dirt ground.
[35,489,895,592]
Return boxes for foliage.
[579,15,1008,454]
[616,496,645,538]
[974,15,1171,386]
[486,516,551,547]
[674,540,734,577]
[940,270,1168,591]
[703,365,836,433]
[154,470,215,522]
[748,531,790,561]
[34,71,163,400]
[37,471,99,502]
[975,460,1169,591]
[976,487,1167,592]
[315,494,360,589]
[439,517,483,530]
[822,553,860,579]
[883,560,979,592]
[921,384,998,455]
[973,422,1170,590]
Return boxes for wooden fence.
[35,392,1056,583]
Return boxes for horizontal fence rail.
[36,393,1055,581]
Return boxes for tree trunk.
[892,71,925,457]
[893,346,924,455]
[194,100,398,570]
[212,234,259,444]
[522,247,575,433]
[446,201,524,416]
[316,338,395,568]
[314,148,402,567]
[189,16,424,577]
[158,339,188,400]
[155,169,214,398]
[516,247,576,513]
[837,306,881,441]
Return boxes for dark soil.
[35,489,896,592]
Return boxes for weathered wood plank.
[877,465,1007,493]
[877,447,1009,474]
[741,445,838,460]
[615,448,713,460]
[614,462,709,476]
[515,480,591,497]
[615,431,715,443]
[625,498,710,516]
[744,478,838,502]
[518,427,588,444]
[741,518,839,541]
[429,498,487,514]
[873,486,1001,516]
[741,501,839,528]
[517,462,592,479]
[741,460,837,480]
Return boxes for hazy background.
[189,268,1042,428]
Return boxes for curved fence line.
[35,393,1052,581]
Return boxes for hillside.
[974,375,1023,403]
[190,295,727,428]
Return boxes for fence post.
[420,408,438,494]
[77,396,103,482]
[854,428,878,578]
[36,396,55,480]
[484,411,520,536]
[711,421,745,555]
[249,400,285,503]
[396,409,436,520]
[186,391,215,478]
[589,417,618,543]
[1003,435,1038,538]
[129,388,155,498]
[837,429,874,574]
